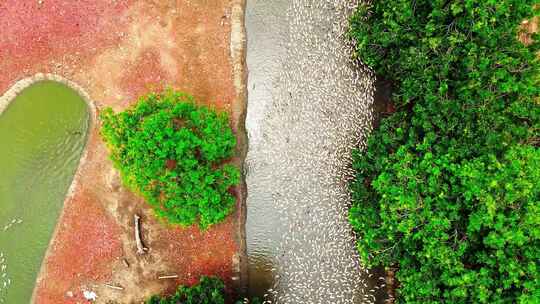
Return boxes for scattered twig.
[158,274,179,280]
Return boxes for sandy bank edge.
[230,0,249,296]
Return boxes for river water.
[245,1,384,303]
[0,81,89,303]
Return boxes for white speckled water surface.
[245,1,384,303]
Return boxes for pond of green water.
[0,80,89,303]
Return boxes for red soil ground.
[0,1,246,303]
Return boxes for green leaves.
[349,1,540,303]
[146,277,225,304]
[101,90,239,229]
[145,276,261,304]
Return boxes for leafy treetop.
[349,1,540,303]
[101,91,239,229]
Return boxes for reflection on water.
[0,81,89,303]
[245,0,290,297]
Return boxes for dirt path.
[0,1,247,303]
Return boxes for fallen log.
[134,214,148,255]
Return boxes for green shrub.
[145,276,261,304]
[349,1,540,303]
[146,276,226,304]
[101,90,239,229]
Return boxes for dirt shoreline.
[229,0,249,296]
[0,1,248,303]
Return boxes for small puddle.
[0,80,90,303]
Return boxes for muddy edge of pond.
[230,0,250,296]
[0,73,97,123]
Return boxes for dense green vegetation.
[349,1,540,303]
[146,276,260,304]
[146,277,226,304]
[101,91,239,229]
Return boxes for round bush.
[100,91,239,228]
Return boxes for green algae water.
[0,81,89,303]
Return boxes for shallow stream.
[245,0,384,303]
[0,80,89,303]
